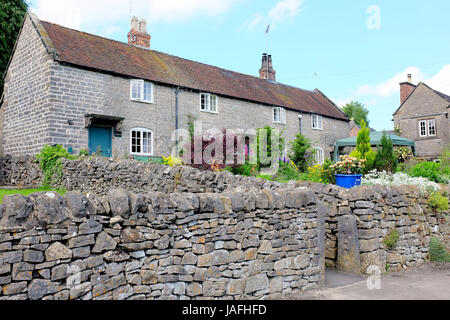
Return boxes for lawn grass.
[0,188,66,204]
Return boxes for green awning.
[334,132,416,162]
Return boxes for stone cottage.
[393,74,450,159]
[0,12,349,164]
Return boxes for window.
[312,115,323,130]
[419,121,427,137]
[200,93,218,113]
[313,147,324,165]
[130,79,154,103]
[130,128,153,156]
[273,107,286,124]
[418,119,437,137]
[428,119,436,136]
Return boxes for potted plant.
[332,155,366,188]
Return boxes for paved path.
[296,263,450,300]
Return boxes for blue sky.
[30,0,450,131]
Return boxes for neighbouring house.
[0,12,350,164]
[393,74,450,159]
[348,119,375,137]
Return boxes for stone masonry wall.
[1,156,448,276]
[0,155,42,187]
[0,188,324,300]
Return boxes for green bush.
[374,132,397,173]
[428,192,449,212]
[383,229,400,250]
[349,120,376,172]
[429,237,450,262]
[36,145,75,188]
[288,134,313,172]
[409,162,449,184]
[276,161,300,182]
[225,163,259,177]
[306,160,335,184]
[79,148,89,157]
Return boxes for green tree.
[342,101,370,127]
[374,131,397,173]
[288,133,312,172]
[350,120,376,172]
[0,0,28,96]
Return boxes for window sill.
[200,110,219,115]
[273,122,286,125]
[131,153,154,157]
[312,128,324,131]
[130,99,154,104]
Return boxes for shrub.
[349,120,376,172]
[332,155,366,175]
[306,159,335,184]
[394,146,412,163]
[254,126,285,169]
[288,134,313,172]
[36,145,75,188]
[79,149,89,157]
[374,132,397,173]
[383,229,400,250]
[408,162,449,184]
[428,192,449,212]
[429,237,450,262]
[276,161,301,181]
[225,163,259,177]
[162,156,183,167]
[362,170,441,193]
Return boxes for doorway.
[88,126,112,157]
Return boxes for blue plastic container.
[335,174,362,189]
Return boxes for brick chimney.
[128,16,151,49]
[399,73,416,105]
[259,53,276,81]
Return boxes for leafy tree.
[0,0,28,96]
[350,120,376,172]
[342,101,370,127]
[288,133,312,172]
[374,131,397,173]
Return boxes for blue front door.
[89,126,112,157]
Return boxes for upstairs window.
[273,107,286,124]
[418,119,436,137]
[200,93,218,113]
[130,79,154,103]
[130,128,153,156]
[312,114,323,130]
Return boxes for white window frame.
[313,147,324,165]
[200,93,219,113]
[418,119,437,137]
[312,114,323,130]
[419,120,427,137]
[273,107,286,125]
[130,128,154,156]
[130,79,154,103]
[427,119,436,137]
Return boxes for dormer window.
[130,79,154,103]
[200,93,218,113]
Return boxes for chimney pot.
[407,74,412,83]
[128,16,151,49]
[259,53,276,82]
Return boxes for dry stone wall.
[0,187,324,300]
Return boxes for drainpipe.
[175,86,180,155]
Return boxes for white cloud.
[242,0,303,31]
[268,0,303,24]
[351,64,450,99]
[355,67,425,98]
[32,0,239,32]
[426,64,450,94]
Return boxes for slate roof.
[39,20,349,121]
